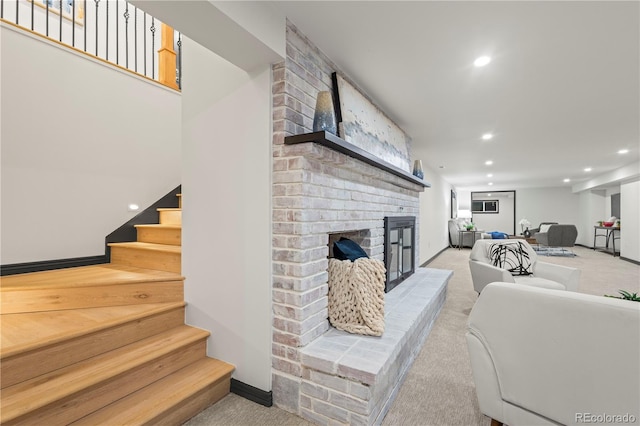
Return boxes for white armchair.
[469,239,580,293]
[467,283,640,426]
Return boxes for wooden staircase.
[0,193,234,425]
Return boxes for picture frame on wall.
[29,0,84,24]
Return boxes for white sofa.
[469,239,580,293]
[467,283,640,426]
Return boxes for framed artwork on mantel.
[331,72,411,173]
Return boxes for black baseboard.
[1,255,109,276]
[420,246,450,267]
[620,256,640,266]
[230,378,273,407]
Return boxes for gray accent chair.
[534,224,578,248]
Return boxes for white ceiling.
[269,1,639,192]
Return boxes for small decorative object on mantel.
[412,160,424,179]
[312,91,337,135]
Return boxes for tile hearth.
[297,268,451,425]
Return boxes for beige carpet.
[185,246,640,426]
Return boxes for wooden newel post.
[158,23,179,90]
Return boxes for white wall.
[516,186,581,232]
[620,180,640,261]
[0,24,180,264]
[418,163,454,263]
[577,190,607,247]
[181,38,273,391]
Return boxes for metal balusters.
[124,3,129,68]
[115,0,118,64]
[150,17,155,80]
[46,0,49,36]
[177,32,182,89]
[94,0,99,55]
[2,0,180,90]
[105,0,108,60]
[71,0,75,47]
[133,6,137,72]
[143,13,146,76]
[59,0,63,42]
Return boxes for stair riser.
[159,210,181,225]
[110,247,181,274]
[136,227,181,245]
[1,281,184,314]
[1,306,186,389]
[4,340,207,426]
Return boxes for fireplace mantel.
[284,131,431,188]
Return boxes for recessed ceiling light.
[485,160,493,166]
[488,182,494,186]
[618,149,629,154]
[474,56,491,67]
[563,178,571,183]
[487,193,492,197]
[487,173,493,178]
[481,133,493,141]
[584,167,592,172]
[128,203,140,211]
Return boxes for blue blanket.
[489,231,509,239]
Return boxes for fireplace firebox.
[384,216,416,292]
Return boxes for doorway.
[471,190,516,235]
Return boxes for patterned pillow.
[488,241,533,276]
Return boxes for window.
[472,200,499,214]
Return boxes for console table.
[593,226,620,257]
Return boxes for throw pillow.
[539,224,552,233]
[488,241,533,276]
[333,238,369,262]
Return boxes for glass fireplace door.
[384,216,416,292]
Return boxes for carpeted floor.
[184,245,640,426]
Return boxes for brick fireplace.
[271,21,449,425]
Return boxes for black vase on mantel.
[524,228,531,238]
[312,91,337,135]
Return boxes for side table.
[593,226,620,256]
[457,230,482,250]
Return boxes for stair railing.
[0,0,181,90]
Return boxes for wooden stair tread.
[1,302,185,359]
[0,325,209,423]
[108,241,182,253]
[71,358,234,426]
[134,224,181,229]
[156,208,181,212]
[0,264,183,291]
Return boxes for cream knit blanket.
[327,258,386,336]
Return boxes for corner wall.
[1,24,181,264]
[621,180,640,262]
[181,37,273,392]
